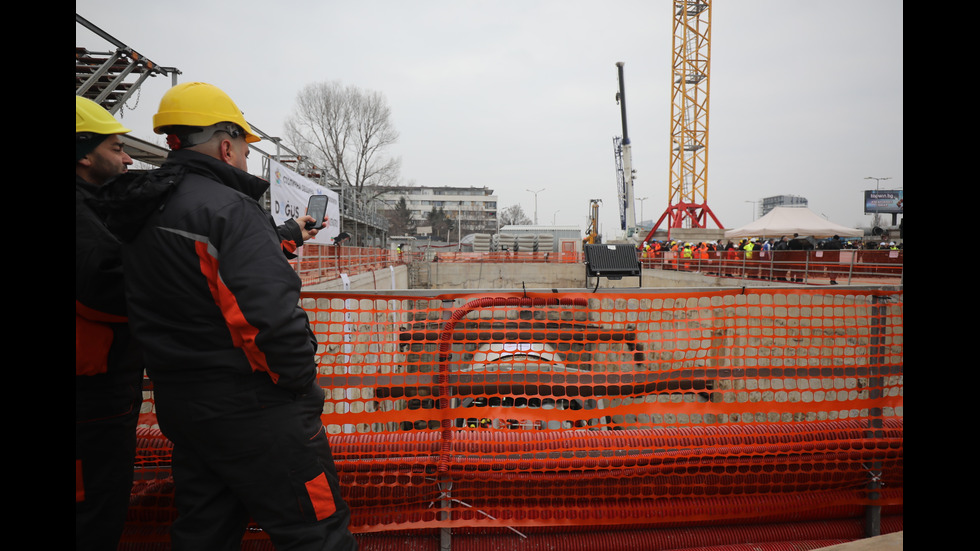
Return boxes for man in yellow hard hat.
[75,96,144,551]
[97,82,356,550]
[76,96,134,185]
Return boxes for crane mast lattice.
[646,0,722,242]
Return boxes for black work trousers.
[76,373,143,551]
[154,373,356,551]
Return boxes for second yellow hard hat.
[76,96,131,135]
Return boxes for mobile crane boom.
[615,62,638,238]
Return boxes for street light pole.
[637,196,648,225]
[526,188,544,225]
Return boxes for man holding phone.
[280,211,322,256]
[97,82,356,550]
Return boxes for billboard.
[268,159,340,244]
[864,190,903,215]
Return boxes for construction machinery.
[613,62,639,240]
[584,199,602,244]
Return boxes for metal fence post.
[865,294,886,537]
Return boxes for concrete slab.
[816,532,902,550]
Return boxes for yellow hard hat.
[76,96,131,135]
[152,82,260,143]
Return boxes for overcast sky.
[77,1,903,235]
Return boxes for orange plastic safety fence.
[129,287,902,540]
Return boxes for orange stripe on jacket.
[194,241,278,384]
[76,459,85,502]
[305,472,337,520]
[76,300,128,376]
[75,300,128,324]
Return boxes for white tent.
[724,206,863,239]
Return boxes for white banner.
[268,159,340,244]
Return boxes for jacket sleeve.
[76,191,132,376]
[277,218,305,259]
[76,192,127,319]
[208,197,318,393]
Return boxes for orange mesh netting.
[128,287,903,545]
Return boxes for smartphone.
[305,195,328,230]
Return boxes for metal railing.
[640,248,903,284]
[425,250,583,264]
[292,245,903,287]
[290,245,400,286]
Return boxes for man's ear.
[218,139,234,164]
[77,156,93,168]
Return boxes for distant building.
[369,185,499,235]
[760,195,808,217]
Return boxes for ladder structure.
[645,0,723,242]
[75,14,179,114]
[76,13,180,167]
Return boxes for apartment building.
[370,185,499,236]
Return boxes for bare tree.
[285,81,401,192]
[499,204,532,226]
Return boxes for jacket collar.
[76,174,99,196]
[165,148,270,200]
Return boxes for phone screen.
[306,195,328,230]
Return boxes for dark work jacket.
[76,176,142,380]
[97,149,318,393]
[822,238,843,250]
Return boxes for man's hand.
[295,215,318,241]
